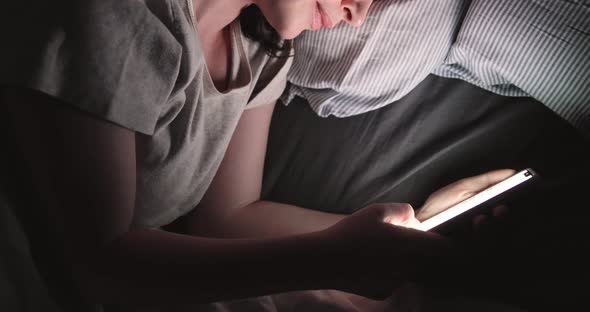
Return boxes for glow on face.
[257,0,374,39]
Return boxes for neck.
[191,0,252,35]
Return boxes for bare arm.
[183,103,517,239]
[180,102,347,238]
[1,89,341,304]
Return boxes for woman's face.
[255,0,374,39]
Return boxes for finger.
[465,169,516,192]
[383,203,415,225]
[471,215,499,244]
[492,205,509,218]
[401,217,422,229]
[472,214,488,230]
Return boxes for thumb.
[382,203,415,225]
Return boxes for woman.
[0,0,512,309]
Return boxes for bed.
[2,75,588,311]
[266,0,590,309]
[1,0,589,311]
[264,75,590,311]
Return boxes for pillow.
[433,0,590,132]
[282,0,468,117]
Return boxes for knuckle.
[400,203,414,211]
[394,203,415,216]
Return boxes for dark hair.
[239,5,291,57]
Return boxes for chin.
[276,28,305,40]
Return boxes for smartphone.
[416,168,537,232]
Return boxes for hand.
[415,169,516,228]
[321,203,461,300]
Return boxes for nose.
[341,0,372,27]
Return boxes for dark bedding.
[264,75,589,211]
[263,74,590,310]
[1,75,589,311]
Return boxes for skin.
[0,0,512,305]
[198,0,373,89]
[195,0,373,40]
[255,0,373,39]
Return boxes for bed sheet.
[263,75,590,310]
[0,194,524,312]
[2,75,589,311]
[265,75,589,212]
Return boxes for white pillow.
[433,0,590,131]
[282,0,468,117]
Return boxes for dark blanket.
[263,75,590,310]
[1,75,588,311]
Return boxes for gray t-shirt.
[1,0,292,227]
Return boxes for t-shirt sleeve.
[246,49,293,110]
[0,0,182,135]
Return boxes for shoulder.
[0,0,193,135]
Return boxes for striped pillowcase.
[433,0,590,131]
[282,0,468,117]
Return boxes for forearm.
[76,228,337,304]
[189,102,348,239]
[187,200,347,238]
